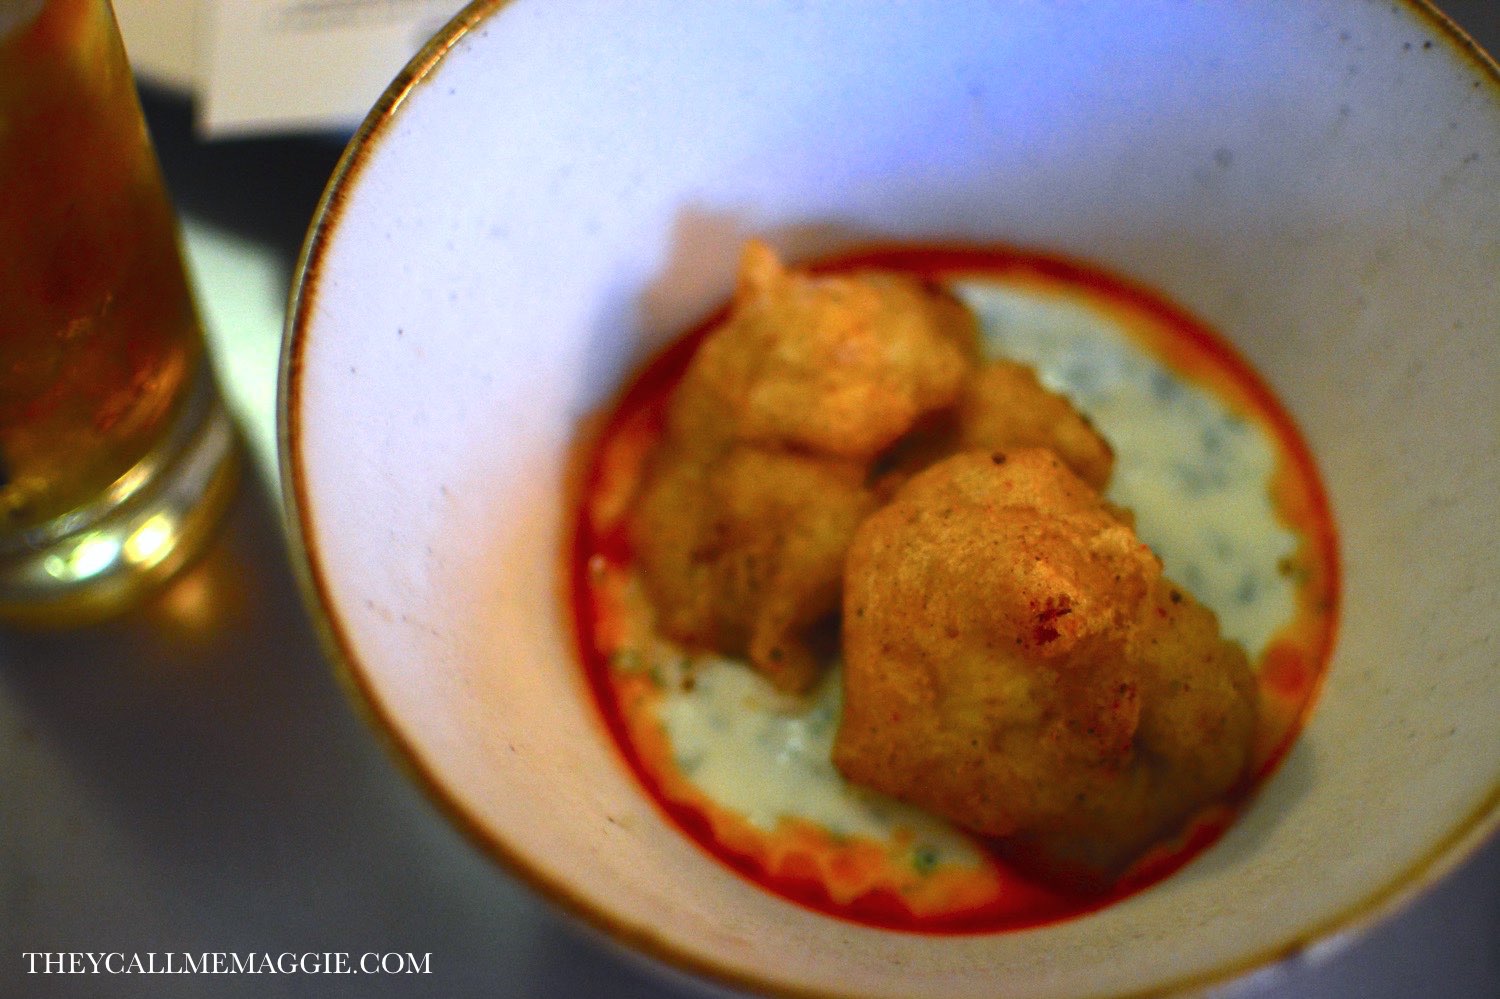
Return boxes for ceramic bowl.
[281,2,1499,996]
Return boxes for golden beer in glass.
[0,0,237,625]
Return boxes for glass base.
[0,388,240,628]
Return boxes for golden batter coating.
[834,448,1254,882]
[1002,577,1258,883]
[875,359,1114,496]
[1131,577,1258,815]
[666,240,980,462]
[958,360,1114,490]
[631,444,875,693]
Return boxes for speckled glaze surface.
[281,2,1499,997]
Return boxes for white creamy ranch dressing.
[635,277,1299,859]
[649,653,982,868]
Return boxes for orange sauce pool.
[569,244,1340,933]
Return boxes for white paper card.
[113,0,200,92]
[198,0,461,136]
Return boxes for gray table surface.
[4,4,1498,997]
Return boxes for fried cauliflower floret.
[958,361,1114,490]
[631,444,875,692]
[666,240,980,461]
[876,360,1114,496]
[834,448,1254,883]
[630,241,981,691]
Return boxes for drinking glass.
[0,0,238,625]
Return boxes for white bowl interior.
[286,2,1500,996]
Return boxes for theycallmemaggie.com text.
[22,952,432,976]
